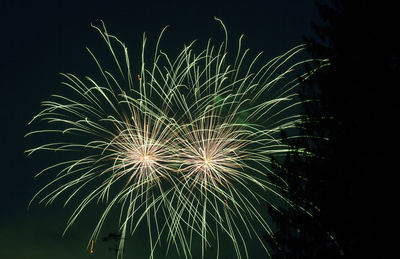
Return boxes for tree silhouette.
[266,1,399,258]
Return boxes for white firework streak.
[147,18,320,258]
[26,18,326,259]
[25,21,180,258]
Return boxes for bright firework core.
[203,158,210,165]
[128,151,155,168]
[141,154,152,164]
[202,157,213,168]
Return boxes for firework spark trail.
[26,17,327,258]
[148,18,319,258]
[26,21,180,257]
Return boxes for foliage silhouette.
[266,0,400,258]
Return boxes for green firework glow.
[26,18,323,258]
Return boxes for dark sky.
[0,0,319,258]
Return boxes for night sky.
[1,1,320,258]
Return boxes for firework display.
[26,18,319,258]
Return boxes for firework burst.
[26,18,323,258]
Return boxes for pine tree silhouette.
[266,1,399,258]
